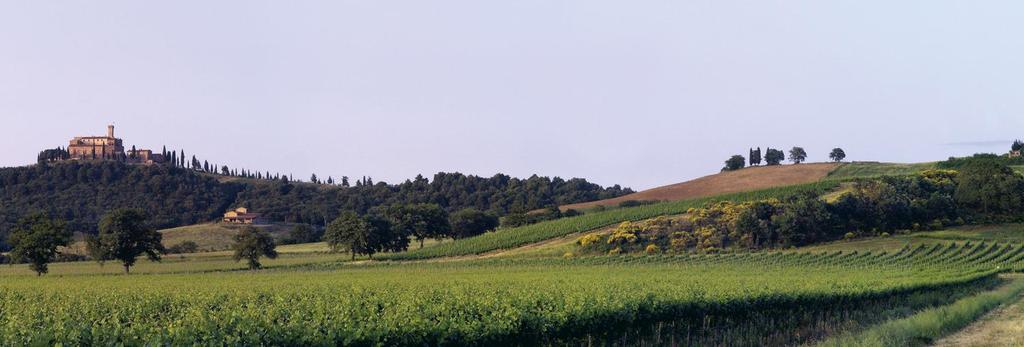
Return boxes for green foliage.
[829,148,846,162]
[0,162,240,250]
[231,227,278,270]
[286,224,318,244]
[764,148,785,165]
[618,200,658,208]
[722,155,746,171]
[937,153,1024,169]
[826,162,938,179]
[384,181,839,260]
[384,204,450,248]
[820,276,1024,347]
[0,162,632,250]
[449,208,499,239]
[500,206,565,229]
[7,212,71,276]
[0,246,1016,345]
[954,160,1024,217]
[789,146,807,164]
[324,211,372,259]
[575,169,1012,255]
[231,171,633,228]
[1013,140,1024,152]
[88,208,164,273]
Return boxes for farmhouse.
[1011,150,1022,158]
[223,207,265,224]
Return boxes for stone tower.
[108,124,115,138]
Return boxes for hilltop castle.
[68,125,124,160]
[40,125,164,164]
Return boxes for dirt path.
[932,291,1024,347]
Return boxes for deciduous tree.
[829,148,846,162]
[232,227,278,270]
[789,147,807,164]
[955,161,1024,216]
[325,211,372,259]
[8,212,71,276]
[764,148,785,165]
[723,155,746,171]
[386,203,451,249]
[89,209,164,274]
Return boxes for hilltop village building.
[62,125,164,164]
[67,125,123,160]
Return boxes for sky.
[2,1,1023,190]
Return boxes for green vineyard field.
[1,241,1020,345]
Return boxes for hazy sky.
[2,2,1023,190]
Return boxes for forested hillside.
[0,162,631,249]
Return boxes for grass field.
[934,276,1024,347]
[826,161,938,179]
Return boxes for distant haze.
[2,1,1022,190]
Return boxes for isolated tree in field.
[764,148,785,165]
[449,208,499,239]
[8,212,71,276]
[722,155,746,172]
[325,211,373,259]
[387,203,451,249]
[955,161,1024,216]
[788,147,807,164]
[89,208,164,274]
[232,227,278,270]
[829,148,846,162]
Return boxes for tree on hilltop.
[749,147,762,166]
[764,148,785,165]
[829,148,846,162]
[1012,140,1024,152]
[723,155,746,172]
[8,212,71,276]
[232,226,278,270]
[789,147,807,164]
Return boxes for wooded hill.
[0,161,631,250]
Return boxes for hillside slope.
[561,162,839,211]
[0,162,630,249]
